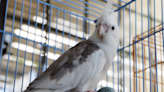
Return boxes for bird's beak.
[98,23,108,39]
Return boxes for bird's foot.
[85,90,97,92]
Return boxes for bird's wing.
[25,40,107,92]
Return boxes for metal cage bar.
[141,0,145,92]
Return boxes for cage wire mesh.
[0,0,164,92]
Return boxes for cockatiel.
[24,0,119,92]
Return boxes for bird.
[24,0,119,92]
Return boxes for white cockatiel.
[24,0,119,92]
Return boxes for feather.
[94,0,113,23]
[102,0,113,15]
[24,40,104,92]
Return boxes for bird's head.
[89,0,119,47]
[95,12,119,41]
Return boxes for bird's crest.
[94,0,113,23]
[101,0,113,17]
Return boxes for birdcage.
[133,23,164,92]
[0,0,163,92]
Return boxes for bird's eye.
[111,26,115,30]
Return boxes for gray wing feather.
[25,40,99,91]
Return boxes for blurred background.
[0,0,164,92]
